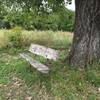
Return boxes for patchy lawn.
[0,30,100,100]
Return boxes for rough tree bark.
[68,0,100,67]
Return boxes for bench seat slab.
[20,53,49,74]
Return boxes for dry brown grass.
[0,29,73,48]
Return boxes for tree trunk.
[68,0,100,67]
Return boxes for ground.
[0,29,100,100]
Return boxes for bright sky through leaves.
[66,0,75,11]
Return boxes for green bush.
[7,27,22,48]
[1,8,74,31]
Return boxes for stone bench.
[20,44,59,74]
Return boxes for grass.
[0,29,100,100]
[0,28,72,49]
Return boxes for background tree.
[0,0,74,31]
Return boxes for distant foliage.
[0,1,74,31]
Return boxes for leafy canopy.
[0,0,72,12]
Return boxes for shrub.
[7,27,22,48]
[2,8,75,31]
